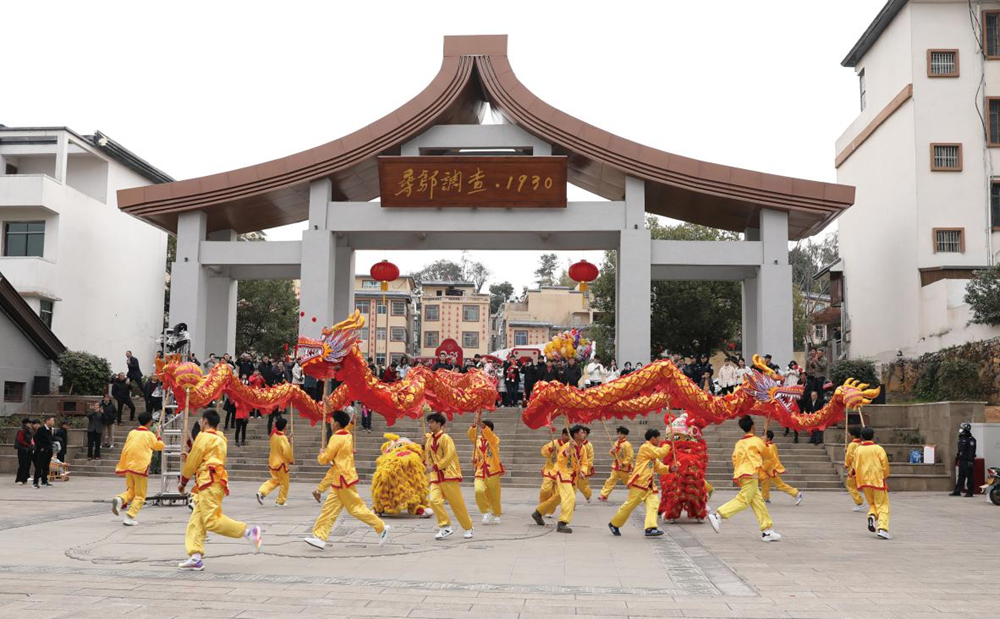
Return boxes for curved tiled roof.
[118,35,853,240]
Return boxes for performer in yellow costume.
[598,426,634,502]
[424,413,474,540]
[532,424,587,533]
[178,410,262,571]
[707,416,782,542]
[575,428,595,503]
[468,416,504,525]
[844,425,866,511]
[256,417,294,506]
[312,413,355,503]
[539,429,569,505]
[761,430,803,505]
[112,411,164,526]
[306,410,389,549]
[852,426,892,539]
[608,428,671,537]
[371,432,431,517]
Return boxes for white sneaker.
[708,513,721,534]
[379,525,391,546]
[177,557,204,571]
[304,536,326,549]
[434,527,454,540]
[463,528,474,539]
[255,491,264,505]
[761,529,782,542]
[275,502,286,507]
[112,496,123,515]
[877,529,893,540]
[418,509,432,519]
[482,513,492,525]
[244,525,262,554]
[852,505,865,512]
[122,516,138,526]
[795,492,803,506]
[491,516,501,525]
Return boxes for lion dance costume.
[371,433,431,517]
[658,414,710,522]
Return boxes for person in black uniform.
[33,415,55,488]
[950,423,977,497]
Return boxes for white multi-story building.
[0,126,171,369]
[836,0,1000,361]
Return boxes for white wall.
[0,312,52,416]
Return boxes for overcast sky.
[3,0,885,292]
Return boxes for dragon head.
[743,355,804,415]
[834,378,881,410]
[295,311,364,379]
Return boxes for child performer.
[112,411,164,526]
[607,428,672,537]
[598,426,633,502]
[311,409,355,503]
[531,424,586,534]
[707,416,782,542]
[305,410,389,549]
[539,429,569,505]
[256,417,294,506]
[576,427,595,503]
[844,425,866,512]
[852,427,891,539]
[424,413,474,540]
[467,415,504,525]
[178,410,262,571]
[761,430,803,506]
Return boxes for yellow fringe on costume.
[371,434,431,516]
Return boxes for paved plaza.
[0,479,996,618]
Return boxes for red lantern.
[369,260,400,293]
[568,259,599,292]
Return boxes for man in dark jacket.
[562,357,583,388]
[111,372,135,423]
[87,402,104,460]
[523,360,538,402]
[237,354,255,380]
[33,416,55,488]
[950,423,978,497]
[14,418,33,485]
[125,350,143,393]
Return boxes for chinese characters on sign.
[378,156,567,208]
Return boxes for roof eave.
[841,0,908,67]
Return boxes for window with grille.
[859,69,866,112]
[987,11,1000,58]
[359,326,369,340]
[927,50,958,77]
[377,303,387,315]
[424,331,439,347]
[355,301,369,314]
[462,304,480,322]
[39,300,54,329]
[3,221,44,257]
[361,279,380,289]
[931,144,962,171]
[376,354,386,366]
[514,330,528,346]
[934,228,964,253]
[462,331,479,348]
[391,300,405,315]
[992,181,1000,227]
[990,99,1000,146]
[424,305,439,321]
[390,327,406,342]
[4,381,25,403]
[376,327,386,341]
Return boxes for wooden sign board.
[378,156,567,208]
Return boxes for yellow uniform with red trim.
[844,439,864,506]
[315,420,354,494]
[312,429,385,540]
[575,440,595,500]
[424,430,472,530]
[852,440,891,532]
[258,431,294,505]
[115,426,164,519]
[182,429,246,556]
[610,441,672,529]
[600,438,634,500]
[761,440,798,501]
[716,433,773,531]
[536,440,583,524]
[539,438,567,502]
[468,425,503,518]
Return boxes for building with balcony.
[418,281,489,360]
[492,285,596,351]
[0,127,171,369]
[836,0,1000,360]
[354,274,417,366]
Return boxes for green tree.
[792,285,808,351]
[965,265,1000,325]
[58,350,112,395]
[534,253,559,286]
[591,218,742,360]
[489,281,514,314]
[235,279,300,357]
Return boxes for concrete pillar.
[615,176,651,365]
[332,242,356,322]
[168,212,209,360]
[741,277,759,361]
[756,210,793,365]
[54,132,68,183]
[299,179,336,339]
[204,229,237,357]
